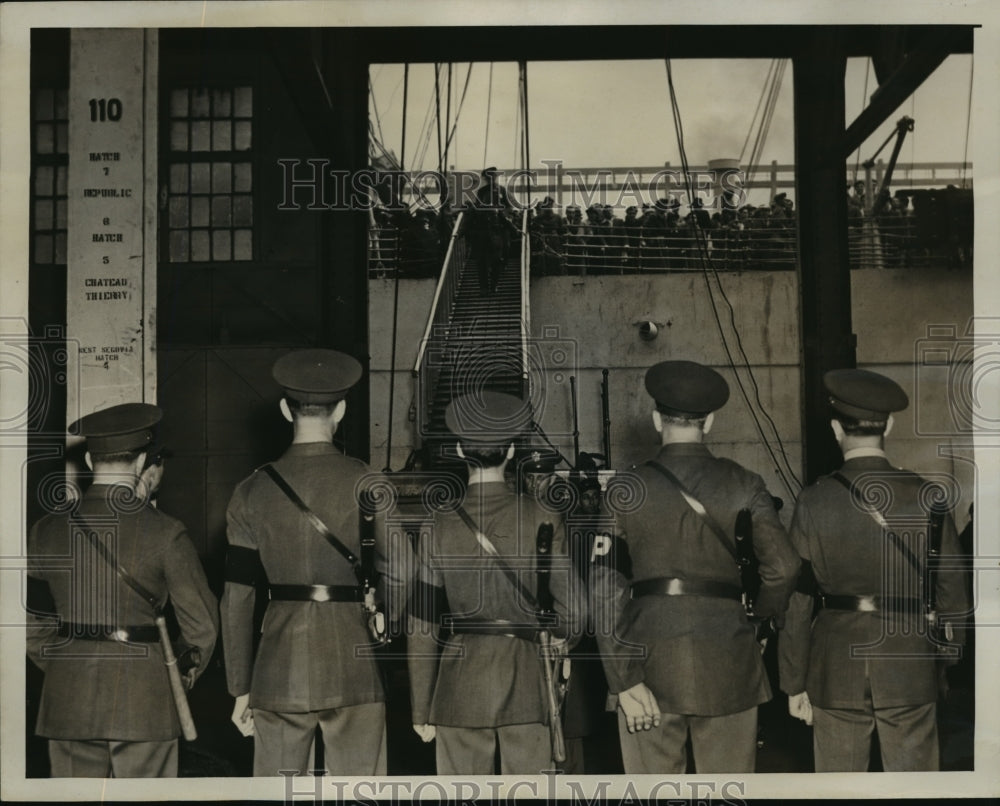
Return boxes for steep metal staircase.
[413,211,530,465]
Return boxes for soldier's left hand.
[182,668,198,691]
[787,691,813,725]
[232,694,255,737]
[546,636,570,657]
[413,723,437,743]
[618,682,661,733]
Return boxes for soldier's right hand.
[787,691,813,726]
[413,723,437,743]
[232,693,255,737]
[618,682,661,733]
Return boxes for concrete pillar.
[793,31,856,483]
[66,29,157,426]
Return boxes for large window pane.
[212,162,231,193]
[167,83,254,263]
[212,230,231,261]
[190,89,210,118]
[191,230,210,262]
[191,197,210,227]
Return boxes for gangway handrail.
[520,207,530,398]
[413,211,464,376]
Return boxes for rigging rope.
[665,58,802,500]
[908,93,916,188]
[384,64,408,472]
[442,64,475,162]
[444,63,453,172]
[521,61,530,177]
[961,55,973,188]
[483,62,494,166]
[513,68,522,169]
[853,58,871,181]
[435,64,443,175]
[739,59,775,165]
[369,77,385,147]
[743,59,786,197]
[413,69,440,173]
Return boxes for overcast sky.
[369,55,974,203]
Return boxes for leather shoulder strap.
[830,472,923,575]
[261,464,361,579]
[454,505,539,611]
[645,460,738,561]
[75,516,162,614]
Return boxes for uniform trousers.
[812,701,938,771]
[48,738,178,778]
[436,723,551,775]
[618,706,757,774]
[252,702,387,777]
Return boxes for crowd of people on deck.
[368,180,973,278]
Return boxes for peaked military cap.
[645,360,730,416]
[824,368,909,420]
[445,391,533,446]
[273,349,362,404]
[70,403,162,454]
[522,448,560,473]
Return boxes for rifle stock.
[156,615,197,741]
[535,522,567,764]
[570,376,580,467]
[927,498,945,624]
[601,369,611,466]
[539,629,566,763]
[734,508,756,615]
[735,507,776,644]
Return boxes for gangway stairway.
[423,255,524,457]
[413,213,530,468]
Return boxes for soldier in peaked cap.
[519,448,561,500]
[468,167,514,294]
[222,349,406,776]
[778,368,968,771]
[407,391,582,774]
[591,360,798,772]
[26,403,218,777]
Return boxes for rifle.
[926,495,945,632]
[535,522,567,764]
[359,489,389,645]
[155,615,199,741]
[570,375,581,468]
[601,369,611,467]
[79,521,198,741]
[734,508,775,644]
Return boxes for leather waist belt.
[268,584,362,603]
[56,623,159,643]
[448,619,541,642]
[630,576,743,602]
[821,595,924,613]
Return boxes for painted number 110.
[89,98,123,122]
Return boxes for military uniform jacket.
[222,442,401,713]
[26,484,218,741]
[593,443,799,716]
[407,481,580,728]
[778,455,969,710]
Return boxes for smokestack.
[707,158,743,211]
